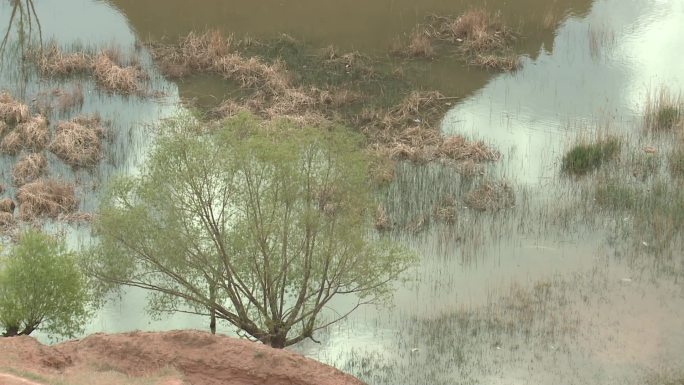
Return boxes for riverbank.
[0,330,365,385]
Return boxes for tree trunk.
[208,279,216,335]
[269,333,287,348]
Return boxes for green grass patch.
[561,137,621,175]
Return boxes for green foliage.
[0,229,90,338]
[561,137,621,175]
[89,113,414,348]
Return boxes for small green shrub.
[561,137,621,175]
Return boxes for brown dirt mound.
[12,153,48,186]
[50,118,104,167]
[16,179,78,220]
[0,331,365,385]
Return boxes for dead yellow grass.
[18,115,49,151]
[375,204,391,231]
[433,195,457,224]
[364,91,499,165]
[0,130,23,155]
[0,121,7,136]
[17,179,78,220]
[0,198,16,213]
[429,10,513,53]
[471,53,520,71]
[94,52,145,94]
[50,117,104,167]
[407,29,435,58]
[465,181,515,211]
[37,44,92,76]
[0,92,30,124]
[152,31,290,94]
[0,212,14,229]
[12,153,48,186]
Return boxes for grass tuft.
[12,153,48,186]
[17,178,78,220]
[644,88,682,131]
[465,180,515,211]
[50,116,105,167]
[561,137,621,175]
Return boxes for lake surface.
[1,0,683,384]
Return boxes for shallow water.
[1,0,684,384]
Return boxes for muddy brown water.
[1,0,684,384]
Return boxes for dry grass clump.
[428,10,514,53]
[36,44,92,76]
[17,178,78,220]
[0,91,30,124]
[465,181,515,211]
[471,53,520,71]
[50,117,104,167]
[179,30,235,71]
[12,153,48,186]
[0,211,14,228]
[0,130,23,155]
[361,91,499,167]
[94,52,146,94]
[374,204,391,231]
[0,121,7,136]
[18,115,49,151]
[438,135,500,162]
[391,26,435,58]
[0,198,16,213]
[214,55,290,92]
[433,195,457,224]
[152,31,290,93]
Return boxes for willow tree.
[0,230,90,338]
[89,114,412,348]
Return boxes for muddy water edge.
[2,0,684,385]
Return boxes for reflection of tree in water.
[0,0,42,96]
